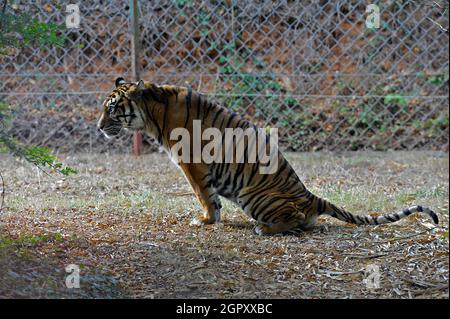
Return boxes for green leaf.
[384,93,408,107]
[60,167,78,176]
[427,73,449,86]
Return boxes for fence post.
[130,0,142,156]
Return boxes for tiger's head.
[97,77,147,138]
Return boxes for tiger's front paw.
[190,212,220,226]
[190,217,208,226]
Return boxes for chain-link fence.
[1,0,448,153]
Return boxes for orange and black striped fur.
[97,78,439,235]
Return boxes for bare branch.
[0,171,4,213]
[427,17,449,34]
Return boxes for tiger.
[97,77,439,235]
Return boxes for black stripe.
[260,192,307,222]
[155,120,163,144]
[216,162,226,180]
[344,211,357,223]
[317,198,325,214]
[218,116,226,132]
[223,172,232,190]
[126,100,133,126]
[258,199,288,222]
[201,173,211,182]
[285,167,297,181]
[220,162,231,179]
[296,200,312,211]
[257,194,301,222]
[246,162,259,186]
[147,90,165,104]
[160,95,169,143]
[242,177,283,210]
[205,180,213,188]
[430,211,439,224]
[278,180,305,196]
[242,136,249,163]
[183,86,192,128]
[204,102,213,120]
[196,94,202,119]
[403,208,412,215]
[254,169,271,188]
[214,162,223,180]
[212,163,221,181]
[253,190,311,215]
[237,170,246,192]
[383,214,396,222]
[277,159,288,175]
[232,163,246,190]
[354,215,364,224]
[211,108,224,127]
[225,112,237,128]
[208,193,216,199]
[142,99,163,145]
[241,185,270,210]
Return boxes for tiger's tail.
[312,194,439,225]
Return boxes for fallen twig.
[400,276,447,289]
[372,227,439,243]
[412,284,450,296]
[343,253,388,259]
[427,17,449,34]
[318,268,365,277]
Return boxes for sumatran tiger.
[97,77,439,235]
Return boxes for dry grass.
[0,151,448,299]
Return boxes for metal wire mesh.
[1,0,448,153]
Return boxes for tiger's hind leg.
[179,163,221,225]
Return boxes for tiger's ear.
[115,77,127,87]
[136,79,145,91]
